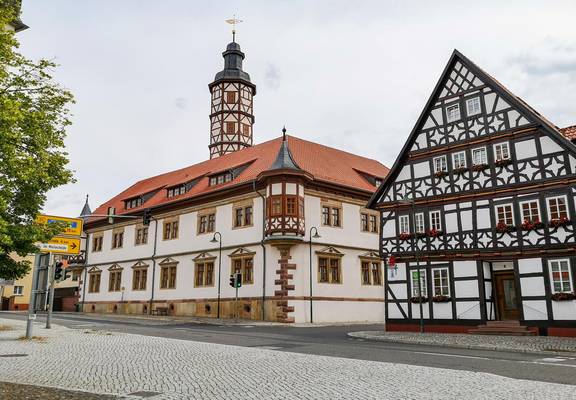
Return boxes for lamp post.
[210,232,223,318]
[398,194,424,334]
[308,227,321,323]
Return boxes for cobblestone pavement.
[0,381,119,400]
[1,319,576,400]
[348,331,576,355]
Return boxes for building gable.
[369,50,576,208]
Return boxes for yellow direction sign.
[37,237,81,255]
[36,214,83,237]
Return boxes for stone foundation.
[82,298,284,322]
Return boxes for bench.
[151,307,168,316]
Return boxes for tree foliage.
[0,6,74,279]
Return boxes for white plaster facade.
[81,191,384,323]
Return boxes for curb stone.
[347,331,576,357]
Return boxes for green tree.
[0,5,74,279]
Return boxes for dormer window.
[374,178,383,187]
[209,172,233,186]
[167,184,187,198]
[446,103,460,123]
[125,197,143,209]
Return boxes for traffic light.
[143,209,151,226]
[229,273,242,288]
[54,262,64,281]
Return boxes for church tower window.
[225,91,236,104]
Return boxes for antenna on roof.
[282,126,287,141]
[225,15,243,42]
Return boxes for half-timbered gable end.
[369,50,576,336]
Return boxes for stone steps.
[469,321,536,336]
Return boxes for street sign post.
[35,214,83,330]
[37,237,81,255]
[35,214,83,236]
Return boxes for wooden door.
[494,272,520,320]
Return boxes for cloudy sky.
[18,0,576,217]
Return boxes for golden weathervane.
[225,15,243,42]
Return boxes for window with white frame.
[549,259,573,293]
[520,200,540,223]
[496,204,514,225]
[452,151,467,169]
[13,286,23,295]
[399,215,410,234]
[446,103,460,122]
[415,213,425,233]
[433,156,447,173]
[432,268,450,296]
[411,269,427,297]
[494,142,510,161]
[466,97,481,116]
[547,196,569,220]
[430,210,442,231]
[472,147,487,165]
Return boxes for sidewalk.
[349,330,576,355]
[3,311,376,328]
[1,318,576,399]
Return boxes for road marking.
[414,351,489,360]
[521,361,576,368]
[540,358,565,362]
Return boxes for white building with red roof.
[78,37,389,323]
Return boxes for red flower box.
[427,229,443,238]
[409,296,428,304]
[495,158,513,167]
[472,163,489,172]
[434,171,448,178]
[549,217,571,228]
[398,232,412,241]
[496,222,515,233]
[551,292,576,301]
[432,295,451,303]
[521,219,544,231]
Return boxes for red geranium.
[549,217,571,228]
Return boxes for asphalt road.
[2,312,576,387]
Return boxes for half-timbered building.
[78,38,389,323]
[369,50,576,337]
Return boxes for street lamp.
[398,194,424,334]
[308,226,321,323]
[210,232,223,318]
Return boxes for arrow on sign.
[71,243,77,249]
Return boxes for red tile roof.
[560,125,576,141]
[88,135,389,223]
